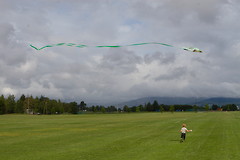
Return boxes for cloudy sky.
[1,0,240,104]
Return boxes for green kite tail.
[29,45,40,50]
[29,42,203,53]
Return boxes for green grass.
[0,112,240,160]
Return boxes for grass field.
[0,112,240,160]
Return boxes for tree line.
[0,94,238,115]
[0,94,80,114]
[125,102,238,112]
[77,100,239,113]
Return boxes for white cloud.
[0,0,239,104]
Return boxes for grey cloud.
[165,0,228,23]
[0,23,31,87]
[155,67,190,81]
[144,51,176,65]
[99,48,142,74]
[132,0,230,24]
[0,23,15,45]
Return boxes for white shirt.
[181,127,188,133]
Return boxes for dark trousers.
[181,133,186,140]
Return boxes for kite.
[183,47,202,53]
[29,42,203,53]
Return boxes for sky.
[0,0,240,105]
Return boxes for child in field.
[179,123,192,143]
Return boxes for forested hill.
[117,97,240,107]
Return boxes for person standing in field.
[179,123,192,143]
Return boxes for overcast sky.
[1,0,240,104]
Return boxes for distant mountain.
[197,97,240,106]
[116,97,240,107]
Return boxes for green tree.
[152,100,159,111]
[57,99,64,114]
[15,94,25,113]
[226,105,230,111]
[193,105,198,112]
[24,96,35,114]
[0,95,6,114]
[169,105,175,113]
[40,96,50,114]
[101,106,106,113]
[138,105,145,111]
[160,104,165,113]
[5,95,16,114]
[69,102,78,114]
[123,105,130,112]
[231,104,238,111]
[222,104,238,111]
[33,96,40,114]
[63,103,70,113]
[135,106,140,112]
[79,101,87,111]
[48,99,58,114]
[131,106,137,112]
[107,106,117,112]
[204,104,210,111]
[212,104,219,111]
[146,102,153,111]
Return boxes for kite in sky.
[29,42,203,53]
